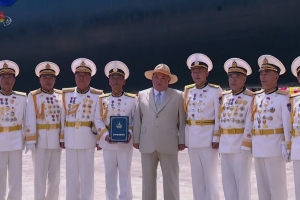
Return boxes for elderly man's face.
[260,69,279,89]
[228,73,246,92]
[75,72,91,90]
[152,72,170,92]
[0,74,16,92]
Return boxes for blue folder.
[109,116,129,142]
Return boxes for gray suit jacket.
[133,87,186,154]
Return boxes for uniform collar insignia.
[77,87,90,94]
[265,86,278,94]
[41,88,54,94]
[232,87,245,96]
[195,81,208,89]
[0,90,13,96]
[111,91,124,97]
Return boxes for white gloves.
[25,144,36,154]
[241,149,251,157]
[281,144,290,162]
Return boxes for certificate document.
[109,116,129,142]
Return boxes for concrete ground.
[20,149,296,200]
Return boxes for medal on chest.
[0,96,18,122]
[67,96,80,116]
[81,97,93,119]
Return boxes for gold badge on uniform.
[5,106,10,112]
[264,101,269,107]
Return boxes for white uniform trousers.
[0,150,22,200]
[32,148,62,200]
[188,147,220,200]
[293,161,300,200]
[103,148,133,200]
[221,153,252,200]
[66,148,95,200]
[255,156,288,200]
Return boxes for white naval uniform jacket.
[25,89,62,149]
[94,92,136,150]
[252,89,291,157]
[219,88,254,153]
[0,91,27,151]
[60,87,103,149]
[183,83,222,148]
[290,92,300,160]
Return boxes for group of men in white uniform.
[1,53,300,200]
[183,53,300,200]
[0,58,136,200]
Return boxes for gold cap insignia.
[232,61,237,67]
[45,64,51,69]
[113,68,118,72]
[80,61,86,67]
[263,58,268,64]
[194,61,199,66]
[3,63,8,68]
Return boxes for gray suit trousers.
[141,150,179,200]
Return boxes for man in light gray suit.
[133,64,186,200]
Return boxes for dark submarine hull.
[1,0,300,93]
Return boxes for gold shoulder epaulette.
[208,83,220,88]
[99,93,111,98]
[53,89,62,94]
[255,89,264,94]
[124,92,136,98]
[62,88,75,93]
[184,83,195,89]
[13,91,26,96]
[276,89,289,95]
[222,90,232,95]
[30,89,42,96]
[291,92,300,98]
[243,89,254,96]
[90,88,103,95]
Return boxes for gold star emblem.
[80,61,86,66]
[232,61,237,67]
